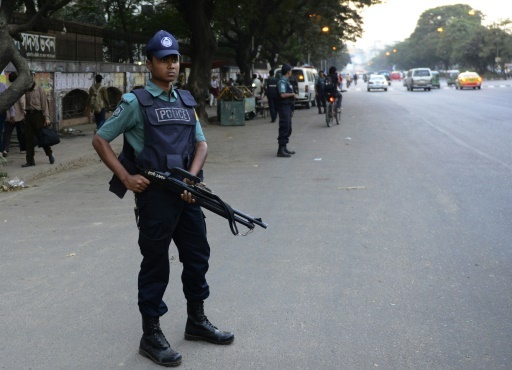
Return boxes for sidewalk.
[0,105,221,187]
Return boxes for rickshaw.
[446,70,460,87]
[431,70,440,88]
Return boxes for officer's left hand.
[181,178,199,204]
[180,190,195,204]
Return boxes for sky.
[353,0,512,51]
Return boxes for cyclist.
[325,66,343,112]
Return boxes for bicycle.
[325,94,341,127]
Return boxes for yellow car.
[455,72,482,90]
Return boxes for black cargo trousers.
[135,184,210,317]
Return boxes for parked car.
[367,75,388,92]
[405,68,433,91]
[446,69,460,86]
[291,66,318,108]
[431,70,440,88]
[455,71,482,90]
[273,66,317,108]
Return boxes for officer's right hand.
[124,174,150,193]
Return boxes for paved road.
[1,81,511,369]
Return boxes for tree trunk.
[233,35,253,86]
[0,1,73,113]
[175,0,217,125]
[0,7,33,114]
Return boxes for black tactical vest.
[133,88,197,172]
[109,88,198,199]
[265,77,278,98]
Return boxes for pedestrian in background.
[345,72,352,88]
[3,72,26,156]
[88,74,109,131]
[0,79,15,157]
[263,69,279,123]
[276,64,296,158]
[92,29,234,368]
[315,71,326,114]
[209,75,219,108]
[22,72,55,167]
[252,73,262,97]
[236,72,245,86]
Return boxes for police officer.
[92,30,234,368]
[276,64,296,158]
[263,69,279,122]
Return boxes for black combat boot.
[139,315,182,367]
[277,145,291,158]
[284,146,295,155]
[184,301,234,345]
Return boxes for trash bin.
[220,100,245,126]
[218,85,256,126]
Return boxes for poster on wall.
[126,72,146,91]
[114,73,124,89]
[78,73,86,89]
[33,72,52,93]
[65,74,72,89]
[54,72,62,90]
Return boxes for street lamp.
[437,27,443,33]
[322,26,329,33]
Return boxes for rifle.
[141,168,268,236]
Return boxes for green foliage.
[210,0,379,75]
[55,0,107,26]
[369,4,512,74]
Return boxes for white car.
[367,75,388,92]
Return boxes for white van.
[291,66,318,108]
[274,66,318,108]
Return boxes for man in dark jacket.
[263,69,279,122]
[315,71,327,114]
